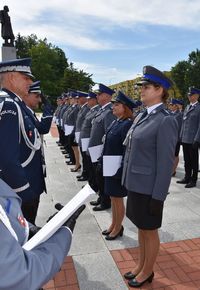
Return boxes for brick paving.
[112,238,200,289]
[45,123,200,289]
[43,256,79,290]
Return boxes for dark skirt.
[104,177,127,197]
[69,133,78,147]
[126,191,163,230]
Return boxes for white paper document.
[75,132,80,143]
[103,155,122,176]
[64,125,74,136]
[52,116,56,123]
[88,144,103,162]
[81,138,90,152]
[23,184,95,251]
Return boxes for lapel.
[136,104,165,126]
[185,103,198,116]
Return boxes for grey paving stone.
[73,252,128,290]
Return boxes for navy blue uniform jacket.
[0,88,46,202]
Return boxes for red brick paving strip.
[43,256,79,290]
[111,238,200,289]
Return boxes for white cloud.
[1,0,200,52]
[74,61,137,84]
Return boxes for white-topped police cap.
[136,65,173,90]
[0,58,34,79]
[93,83,115,96]
[28,81,41,94]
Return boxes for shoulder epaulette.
[161,108,170,115]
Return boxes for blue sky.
[1,0,200,85]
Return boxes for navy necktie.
[140,109,148,120]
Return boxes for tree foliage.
[171,49,200,100]
[15,34,94,97]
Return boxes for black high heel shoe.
[70,165,81,172]
[124,271,136,280]
[128,272,154,288]
[102,229,112,236]
[105,226,124,240]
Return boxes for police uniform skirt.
[126,191,163,230]
[104,177,127,197]
[69,133,78,146]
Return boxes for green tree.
[171,60,189,99]
[15,34,94,97]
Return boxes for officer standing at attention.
[24,80,54,134]
[80,91,100,191]
[0,177,85,290]
[74,91,90,177]
[122,66,178,288]
[88,83,116,211]
[177,87,200,188]
[0,58,45,225]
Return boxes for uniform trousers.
[94,162,111,207]
[182,143,199,182]
[21,196,40,225]
[87,156,99,192]
[80,148,89,178]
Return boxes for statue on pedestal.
[0,6,15,47]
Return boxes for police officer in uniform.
[122,66,178,287]
[0,58,45,224]
[101,91,136,240]
[80,91,100,191]
[177,87,200,188]
[0,177,85,290]
[74,91,90,176]
[24,80,54,134]
[88,83,116,211]
[169,98,184,176]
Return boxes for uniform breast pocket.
[131,165,152,175]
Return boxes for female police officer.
[101,91,136,240]
[0,178,84,290]
[122,66,178,287]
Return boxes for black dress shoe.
[93,204,111,211]
[71,165,81,172]
[185,181,196,188]
[66,161,75,165]
[102,229,111,235]
[105,226,124,240]
[128,272,154,288]
[176,178,190,184]
[76,174,82,179]
[77,176,88,181]
[90,198,100,206]
[124,271,136,280]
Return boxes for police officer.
[0,58,45,224]
[177,87,200,188]
[64,91,80,169]
[80,91,100,191]
[122,66,178,287]
[74,91,90,177]
[101,91,136,240]
[169,98,184,176]
[88,83,116,211]
[54,96,65,145]
[0,177,85,290]
[24,80,54,134]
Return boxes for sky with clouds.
[1,0,200,85]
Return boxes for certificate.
[23,184,95,251]
[103,155,122,176]
[75,132,80,143]
[64,125,74,136]
[81,138,90,152]
[88,144,103,162]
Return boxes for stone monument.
[0,5,16,60]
